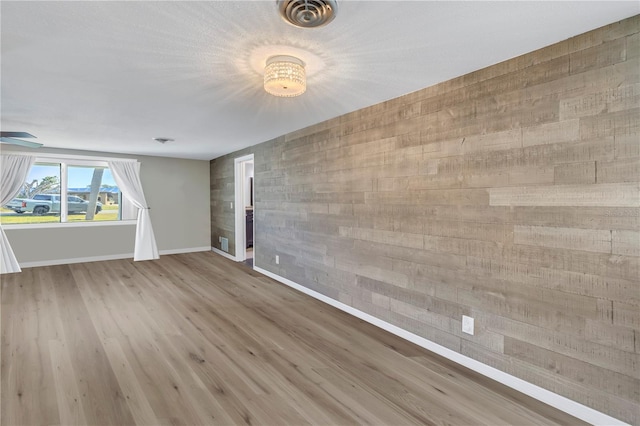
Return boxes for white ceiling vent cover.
[278,0,338,28]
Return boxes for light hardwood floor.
[2,252,586,425]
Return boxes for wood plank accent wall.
[211,16,640,423]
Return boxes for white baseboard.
[19,253,135,268]
[18,246,212,269]
[252,266,627,426]
[161,246,211,255]
[211,246,237,261]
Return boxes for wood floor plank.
[48,339,88,426]
[309,366,421,425]
[48,265,135,426]
[1,252,588,425]
[1,269,60,426]
[101,338,159,426]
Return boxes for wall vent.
[221,237,229,252]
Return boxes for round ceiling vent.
[152,137,174,144]
[277,0,338,28]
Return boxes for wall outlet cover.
[275,255,279,265]
[462,315,474,335]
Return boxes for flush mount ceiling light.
[264,55,306,97]
[278,0,338,28]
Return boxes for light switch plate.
[462,315,474,335]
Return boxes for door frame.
[234,154,254,263]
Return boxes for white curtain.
[108,161,159,261]
[0,154,35,273]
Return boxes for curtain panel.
[0,154,35,273]
[108,161,159,261]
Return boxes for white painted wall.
[244,161,254,207]
[2,145,211,265]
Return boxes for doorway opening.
[234,154,254,267]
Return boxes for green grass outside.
[1,204,120,224]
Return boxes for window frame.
[2,152,138,229]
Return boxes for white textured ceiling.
[1,1,638,160]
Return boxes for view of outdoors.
[0,162,122,225]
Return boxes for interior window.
[67,166,121,222]
[1,162,122,225]
[0,163,61,224]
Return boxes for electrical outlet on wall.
[230,202,233,209]
[462,315,474,335]
[275,255,279,265]
[218,236,222,243]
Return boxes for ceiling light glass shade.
[264,55,306,97]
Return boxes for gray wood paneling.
[211,16,640,424]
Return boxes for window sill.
[2,220,137,230]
